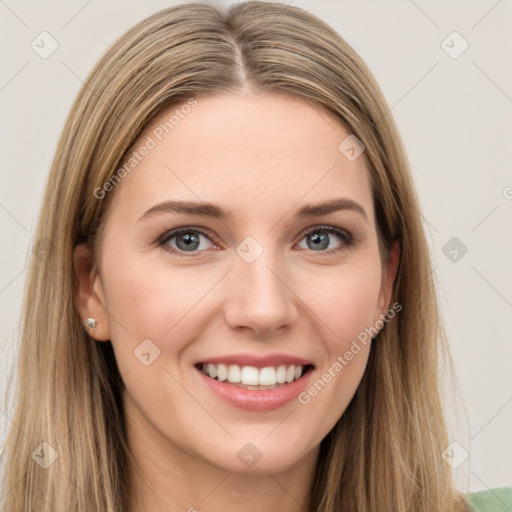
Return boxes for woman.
[1,2,509,511]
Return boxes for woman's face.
[75,92,398,476]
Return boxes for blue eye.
[158,225,353,257]
[298,226,353,255]
[159,227,214,255]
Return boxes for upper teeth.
[201,363,304,386]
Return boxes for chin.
[197,431,315,475]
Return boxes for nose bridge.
[224,235,297,334]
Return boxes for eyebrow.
[137,197,368,222]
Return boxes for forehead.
[106,92,374,224]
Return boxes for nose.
[223,245,299,337]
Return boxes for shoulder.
[466,487,512,512]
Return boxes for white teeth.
[217,363,228,382]
[227,364,241,383]
[259,367,276,386]
[200,362,307,386]
[240,366,259,385]
[276,365,287,384]
[208,364,217,379]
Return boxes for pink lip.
[195,366,314,411]
[196,353,313,368]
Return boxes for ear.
[73,243,111,342]
[375,240,400,322]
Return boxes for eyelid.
[296,224,354,256]
[156,226,217,253]
[157,224,354,256]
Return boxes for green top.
[467,487,512,511]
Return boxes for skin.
[74,91,399,512]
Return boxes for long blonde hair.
[1,1,469,510]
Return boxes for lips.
[193,353,315,410]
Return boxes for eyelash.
[157,225,354,258]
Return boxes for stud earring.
[86,318,97,330]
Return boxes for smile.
[194,362,315,411]
[197,362,312,388]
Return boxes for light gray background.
[1,0,511,494]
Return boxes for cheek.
[301,258,383,351]
[101,251,217,370]
[334,270,381,342]
[295,257,381,404]
[100,256,216,435]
